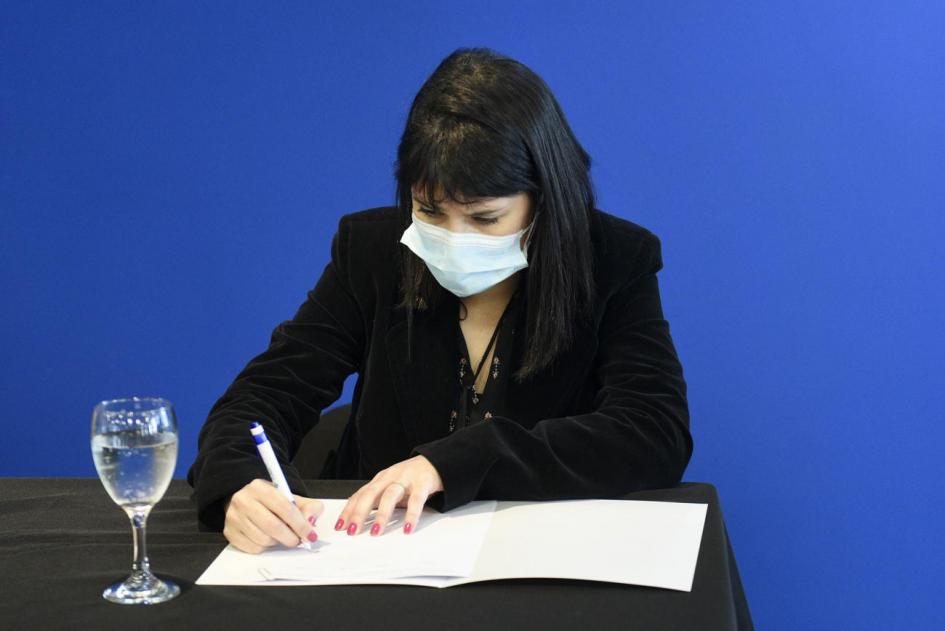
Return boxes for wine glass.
[91,397,180,604]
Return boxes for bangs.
[398,116,536,208]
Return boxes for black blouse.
[450,287,522,433]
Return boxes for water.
[91,431,178,510]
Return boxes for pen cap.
[249,422,268,445]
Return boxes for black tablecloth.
[0,479,752,630]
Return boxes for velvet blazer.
[187,206,692,531]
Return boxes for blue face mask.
[399,214,532,298]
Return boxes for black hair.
[394,47,596,379]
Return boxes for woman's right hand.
[223,479,324,554]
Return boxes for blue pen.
[250,422,313,550]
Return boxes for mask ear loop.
[521,198,540,255]
[521,190,543,255]
[520,221,536,256]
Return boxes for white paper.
[196,498,707,592]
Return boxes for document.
[196,498,707,592]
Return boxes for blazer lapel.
[386,303,460,446]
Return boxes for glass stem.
[130,509,151,575]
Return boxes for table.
[0,479,753,630]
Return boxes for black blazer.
[187,206,692,530]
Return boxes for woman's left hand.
[335,455,444,536]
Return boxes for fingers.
[335,456,445,536]
[222,479,321,554]
[402,487,429,535]
[223,520,267,554]
[335,483,374,535]
[369,483,407,536]
[295,495,325,524]
[232,512,279,550]
[342,482,385,536]
[249,480,314,546]
[224,493,290,553]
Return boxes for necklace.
[451,302,509,433]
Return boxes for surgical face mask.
[399,214,532,298]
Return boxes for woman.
[187,47,692,553]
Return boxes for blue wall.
[2,2,943,629]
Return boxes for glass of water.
[91,397,180,604]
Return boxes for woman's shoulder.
[591,208,658,243]
[332,205,403,260]
[337,205,403,233]
[589,209,664,288]
[325,206,404,296]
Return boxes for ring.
[390,482,408,490]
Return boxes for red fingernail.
[335,518,344,531]
[307,530,318,542]
[370,523,380,536]
[404,522,413,535]
[347,523,357,535]
[308,515,316,525]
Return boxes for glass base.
[102,570,180,605]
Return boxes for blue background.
[2,2,943,628]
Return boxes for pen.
[249,421,313,550]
